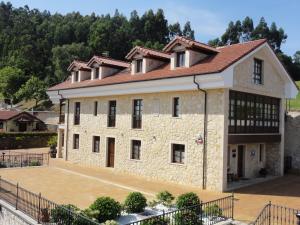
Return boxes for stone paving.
[0,148,299,223]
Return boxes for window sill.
[129,159,142,162]
[130,128,144,131]
[169,162,186,167]
[107,127,117,129]
[171,116,182,119]
[92,152,100,154]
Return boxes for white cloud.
[163,3,226,38]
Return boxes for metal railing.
[0,153,49,168]
[126,194,234,225]
[0,177,100,224]
[251,202,300,225]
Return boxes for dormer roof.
[87,56,130,69]
[163,36,220,54]
[67,60,91,72]
[126,46,170,61]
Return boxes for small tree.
[124,192,147,213]
[156,191,175,207]
[16,76,48,108]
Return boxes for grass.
[287,81,300,111]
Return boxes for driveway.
[0,152,299,223]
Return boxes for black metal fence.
[0,177,100,225]
[126,194,234,225]
[251,202,300,225]
[0,153,49,168]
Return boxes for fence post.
[21,154,23,167]
[200,201,203,224]
[268,201,271,225]
[296,213,300,225]
[16,183,19,210]
[232,192,234,220]
[38,193,41,224]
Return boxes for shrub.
[174,210,202,225]
[47,135,57,147]
[156,191,175,206]
[15,136,25,141]
[89,197,121,223]
[124,192,147,213]
[176,192,200,209]
[204,204,222,217]
[29,160,41,166]
[104,220,119,225]
[0,162,7,168]
[50,204,80,223]
[176,192,201,214]
[141,217,169,225]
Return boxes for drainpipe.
[193,75,208,190]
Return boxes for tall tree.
[182,21,195,40]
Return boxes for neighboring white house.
[47,36,298,191]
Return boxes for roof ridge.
[135,46,170,55]
[93,55,130,64]
[217,39,267,49]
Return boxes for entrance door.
[19,123,27,132]
[107,138,115,168]
[237,145,245,177]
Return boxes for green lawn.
[287,81,300,111]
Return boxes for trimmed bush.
[29,160,41,166]
[124,192,147,213]
[50,204,80,223]
[141,217,169,225]
[204,204,222,217]
[104,220,119,225]
[156,191,174,206]
[89,197,121,223]
[176,192,200,209]
[174,210,202,225]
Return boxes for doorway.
[237,145,245,178]
[107,137,115,168]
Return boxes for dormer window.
[254,58,263,85]
[176,52,185,67]
[95,68,100,79]
[75,71,79,82]
[136,59,143,73]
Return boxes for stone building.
[47,36,298,191]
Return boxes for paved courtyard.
[0,148,299,223]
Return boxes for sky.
[7,0,300,56]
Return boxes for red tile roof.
[67,60,91,71]
[126,46,170,60]
[0,110,21,120]
[48,39,267,91]
[87,56,130,68]
[163,36,220,54]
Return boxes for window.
[172,97,180,117]
[94,101,98,116]
[108,100,116,127]
[136,59,143,73]
[0,122,3,129]
[131,140,141,160]
[229,91,280,134]
[74,102,80,125]
[75,71,79,82]
[92,136,100,153]
[259,144,264,162]
[172,144,185,164]
[176,52,185,67]
[253,59,263,85]
[95,68,100,79]
[132,99,143,129]
[73,134,79,149]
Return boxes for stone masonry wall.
[0,201,36,225]
[64,89,226,191]
[285,111,300,170]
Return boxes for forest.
[0,2,299,106]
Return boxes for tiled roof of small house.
[49,38,267,91]
[67,60,91,71]
[126,46,170,60]
[87,56,130,68]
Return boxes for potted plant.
[47,136,57,158]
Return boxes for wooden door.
[107,138,115,168]
[237,145,245,177]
